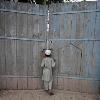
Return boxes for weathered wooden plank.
[17,78,27,89]
[28,78,42,90]
[5,2,17,37]
[27,3,37,38]
[83,40,95,94]
[27,4,38,89]
[53,15,60,38]
[37,42,45,75]
[84,2,96,38]
[28,4,39,39]
[16,41,28,76]
[92,80,100,94]
[16,3,28,89]
[76,43,85,76]
[46,41,59,89]
[58,41,81,76]
[80,79,93,93]
[47,41,58,75]
[64,78,81,92]
[4,1,17,80]
[92,2,100,93]
[0,1,6,76]
[0,39,6,76]
[16,2,28,76]
[6,77,17,89]
[27,4,40,80]
[49,5,54,38]
[58,77,64,90]
[93,41,100,77]
[0,2,5,36]
[83,2,97,78]
[52,77,58,89]
[5,39,17,75]
[26,42,40,78]
[49,4,60,38]
[93,41,100,93]
[27,41,34,77]
[76,13,85,38]
[0,77,7,90]
[33,42,39,76]
[95,1,100,40]
[39,5,47,39]
[0,2,6,89]
[17,2,27,38]
[60,3,74,39]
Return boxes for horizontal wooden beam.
[0,36,45,42]
[52,9,100,15]
[0,36,100,41]
[0,75,100,81]
[0,8,46,16]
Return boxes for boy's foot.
[49,92,54,96]
[45,90,48,93]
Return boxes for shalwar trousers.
[43,80,53,90]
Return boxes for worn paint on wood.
[0,1,100,93]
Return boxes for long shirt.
[41,57,55,82]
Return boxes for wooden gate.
[0,1,100,93]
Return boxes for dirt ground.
[0,90,100,100]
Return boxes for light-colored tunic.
[41,57,55,90]
[41,57,55,82]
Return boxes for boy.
[41,49,55,95]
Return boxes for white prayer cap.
[45,49,51,55]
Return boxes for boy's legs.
[44,81,49,91]
[44,80,54,95]
[48,80,54,95]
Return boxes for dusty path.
[0,90,99,100]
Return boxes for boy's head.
[45,49,51,57]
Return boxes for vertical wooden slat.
[60,3,72,39]
[0,1,6,76]
[81,2,97,93]
[27,78,39,89]
[4,1,17,89]
[0,1,6,89]
[38,42,46,89]
[49,4,60,39]
[36,5,47,89]
[58,77,64,90]
[17,78,27,90]
[27,3,36,89]
[49,41,59,89]
[6,77,17,89]
[39,5,47,39]
[95,1,100,40]
[0,77,7,90]
[91,3,100,94]
[16,2,28,89]
[0,1,5,36]
[84,2,96,77]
